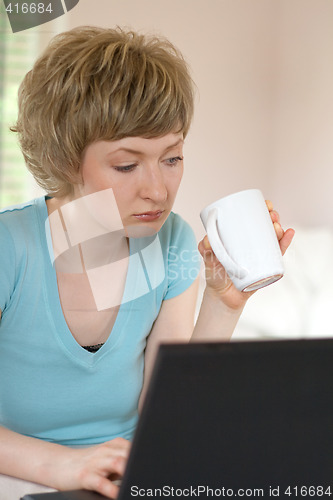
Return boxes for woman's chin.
[124,224,160,238]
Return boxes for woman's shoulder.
[0,196,46,247]
[160,212,201,299]
[0,196,45,226]
[159,212,200,267]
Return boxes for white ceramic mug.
[200,189,284,292]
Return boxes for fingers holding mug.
[266,199,295,255]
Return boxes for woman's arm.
[139,277,199,409]
[0,425,129,498]
[191,286,245,341]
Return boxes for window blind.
[0,7,40,208]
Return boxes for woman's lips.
[133,210,164,221]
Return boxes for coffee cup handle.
[206,208,248,279]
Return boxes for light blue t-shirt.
[0,196,201,446]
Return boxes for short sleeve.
[0,220,16,314]
[163,214,202,300]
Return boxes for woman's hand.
[46,437,130,499]
[198,200,295,311]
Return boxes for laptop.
[22,338,333,499]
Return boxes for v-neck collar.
[35,196,135,367]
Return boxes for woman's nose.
[138,164,168,203]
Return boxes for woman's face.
[77,133,184,236]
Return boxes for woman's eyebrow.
[106,139,184,157]
[162,139,184,152]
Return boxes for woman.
[0,26,294,498]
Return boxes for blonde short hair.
[12,26,195,197]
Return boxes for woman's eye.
[113,164,137,173]
[164,156,183,166]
